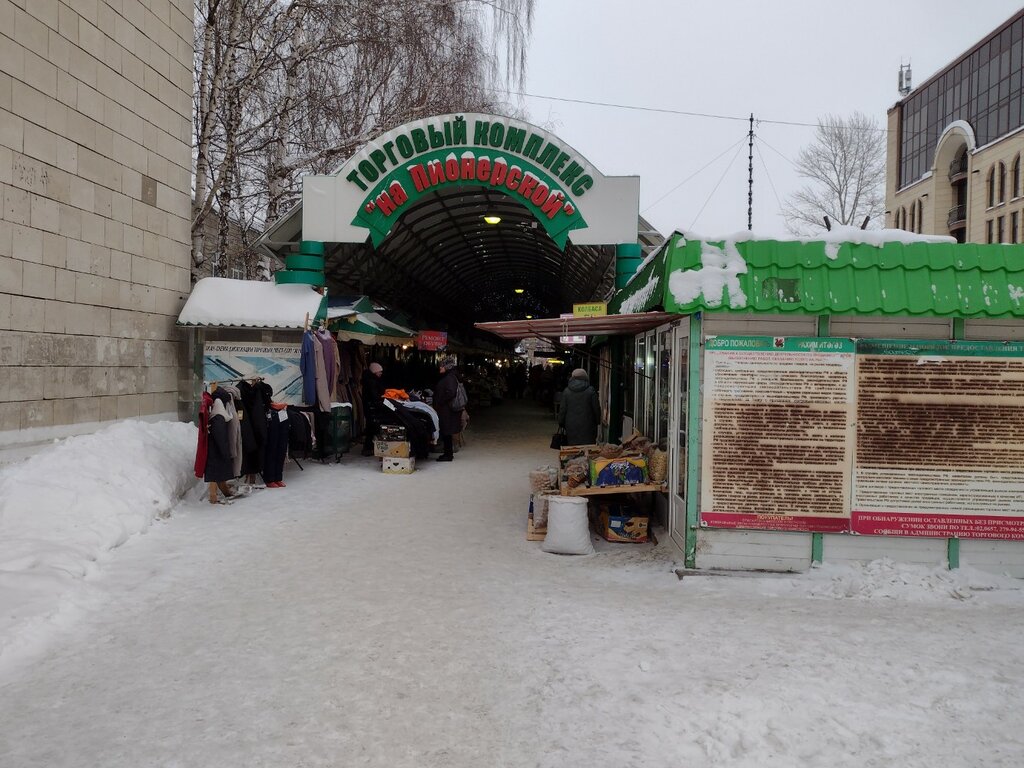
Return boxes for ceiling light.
[483,215,501,225]
[514,288,524,294]
[525,314,533,319]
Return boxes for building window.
[997,215,1005,242]
[898,14,1024,187]
[909,203,916,232]
[999,162,1007,202]
[1013,155,1021,198]
[901,207,908,230]
[916,200,924,233]
[988,167,996,207]
[987,219,994,242]
[1012,210,1020,243]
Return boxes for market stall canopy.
[610,227,1024,318]
[330,309,417,346]
[177,277,326,329]
[474,311,676,340]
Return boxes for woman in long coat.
[558,368,601,446]
[434,355,461,461]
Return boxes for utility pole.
[747,113,754,231]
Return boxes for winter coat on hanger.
[204,393,235,483]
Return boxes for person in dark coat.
[361,361,385,455]
[558,368,600,446]
[434,355,461,461]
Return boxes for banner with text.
[851,339,1024,540]
[204,342,303,404]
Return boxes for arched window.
[916,199,924,233]
[998,162,1007,203]
[988,167,996,207]
[1013,155,1021,199]
[909,202,916,232]
[901,206,908,230]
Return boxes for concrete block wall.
[0,0,193,441]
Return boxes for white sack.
[541,497,594,555]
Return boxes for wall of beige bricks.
[0,0,193,438]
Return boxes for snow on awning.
[329,310,417,346]
[475,312,677,340]
[177,277,326,329]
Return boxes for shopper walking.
[434,356,461,462]
[558,368,600,446]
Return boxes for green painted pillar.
[277,240,326,288]
[684,313,703,568]
[615,243,643,290]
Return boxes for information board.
[204,342,303,404]
[700,336,856,533]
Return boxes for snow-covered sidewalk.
[1,401,1023,767]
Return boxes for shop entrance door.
[668,324,689,551]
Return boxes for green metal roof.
[610,233,1024,318]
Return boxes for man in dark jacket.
[558,368,600,446]
[361,361,384,455]
[434,355,461,461]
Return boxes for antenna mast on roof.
[898,61,912,97]
[747,114,754,231]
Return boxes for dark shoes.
[436,454,454,462]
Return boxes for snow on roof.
[177,278,325,329]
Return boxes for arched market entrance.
[258,113,649,337]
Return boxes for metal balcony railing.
[949,157,969,180]
[947,204,967,228]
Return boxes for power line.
[754,140,785,214]
[641,134,749,213]
[755,134,798,168]
[690,141,746,231]
[508,90,892,133]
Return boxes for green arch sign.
[300,113,640,250]
[344,116,591,248]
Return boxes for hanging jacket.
[194,390,213,478]
[300,331,317,406]
[204,396,235,482]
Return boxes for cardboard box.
[526,493,551,541]
[378,424,407,441]
[374,440,411,458]
[592,502,649,543]
[589,456,648,487]
[382,456,415,474]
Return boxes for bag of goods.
[541,496,594,555]
[648,448,668,482]
[598,443,623,459]
[529,467,557,493]
[565,459,589,488]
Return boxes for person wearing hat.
[434,355,461,461]
[558,367,601,446]
[361,361,385,456]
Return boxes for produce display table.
[559,482,667,496]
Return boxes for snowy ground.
[1,401,1023,767]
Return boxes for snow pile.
[667,239,748,309]
[0,420,198,663]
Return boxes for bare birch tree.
[782,112,887,235]
[192,0,534,282]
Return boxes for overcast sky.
[518,1,1024,239]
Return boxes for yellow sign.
[573,302,607,318]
